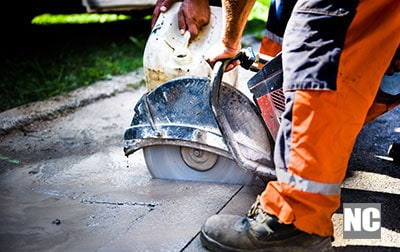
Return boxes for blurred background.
[0,0,268,112]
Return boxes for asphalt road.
[0,66,399,251]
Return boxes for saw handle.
[210,47,271,97]
[211,48,253,91]
[210,57,236,107]
[210,47,261,124]
[209,48,277,179]
[210,50,244,125]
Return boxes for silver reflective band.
[276,168,341,195]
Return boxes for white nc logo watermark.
[343,203,381,239]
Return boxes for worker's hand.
[178,0,210,39]
[151,0,179,29]
[151,0,211,40]
[204,41,241,72]
[385,45,400,75]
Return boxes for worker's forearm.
[221,0,256,51]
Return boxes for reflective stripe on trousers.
[259,0,400,237]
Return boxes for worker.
[152,0,400,250]
[202,0,399,250]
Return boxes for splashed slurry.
[0,69,399,251]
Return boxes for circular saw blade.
[143,145,256,185]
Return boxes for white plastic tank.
[143,2,238,91]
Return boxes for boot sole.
[200,229,333,252]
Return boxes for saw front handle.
[209,48,277,180]
[211,48,271,88]
[210,47,257,98]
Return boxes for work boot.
[200,200,333,252]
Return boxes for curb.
[0,68,145,136]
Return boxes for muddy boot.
[200,200,333,252]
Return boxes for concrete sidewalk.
[1,65,400,251]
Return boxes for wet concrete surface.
[0,67,399,251]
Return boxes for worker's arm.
[204,0,256,70]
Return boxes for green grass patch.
[32,13,131,25]
[0,25,148,112]
[248,0,270,22]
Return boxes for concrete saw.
[123,76,262,184]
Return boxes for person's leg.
[200,0,400,250]
[262,0,400,236]
[260,36,282,56]
[259,0,296,57]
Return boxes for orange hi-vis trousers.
[259,0,400,236]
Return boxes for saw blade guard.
[123,76,231,159]
[123,74,274,182]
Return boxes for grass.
[0,2,268,113]
[31,13,132,25]
[0,19,150,112]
